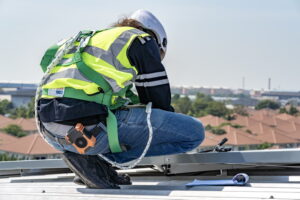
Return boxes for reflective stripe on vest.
[42,64,100,95]
[42,27,149,95]
[82,27,149,92]
[43,67,91,85]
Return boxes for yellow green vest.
[39,27,150,153]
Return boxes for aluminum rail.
[1,149,300,176]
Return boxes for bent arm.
[128,37,174,112]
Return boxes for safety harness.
[37,28,149,154]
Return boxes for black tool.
[200,137,232,153]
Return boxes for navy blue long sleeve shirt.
[38,36,173,125]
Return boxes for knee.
[189,118,205,146]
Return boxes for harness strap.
[76,60,123,153]
[41,88,111,105]
[76,61,111,94]
[106,109,122,153]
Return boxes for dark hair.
[112,17,158,43]
[112,17,164,60]
[112,18,143,29]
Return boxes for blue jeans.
[43,108,205,163]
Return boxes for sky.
[0,0,299,91]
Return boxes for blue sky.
[0,0,299,91]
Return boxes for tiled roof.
[0,115,15,129]
[12,118,37,131]
[222,125,263,145]
[198,115,227,126]
[276,113,295,120]
[0,132,19,145]
[201,126,263,147]
[200,132,221,147]
[0,115,37,132]
[0,133,61,155]
[198,109,300,147]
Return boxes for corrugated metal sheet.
[1,173,300,200]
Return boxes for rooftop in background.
[0,115,37,132]
[0,82,37,107]
[262,91,300,100]
[0,132,18,145]
[0,133,61,159]
[199,109,300,149]
[0,82,37,89]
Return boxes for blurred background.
[0,0,300,160]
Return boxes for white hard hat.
[129,9,167,59]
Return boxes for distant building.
[261,91,300,100]
[0,82,37,107]
[171,86,234,96]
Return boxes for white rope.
[35,32,82,142]
[34,31,154,170]
[98,102,153,170]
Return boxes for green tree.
[288,106,299,116]
[171,94,180,102]
[0,99,13,115]
[206,101,229,117]
[205,125,227,135]
[190,98,209,117]
[26,98,35,118]
[172,96,192,114]
[256,142,273,150]
[196,93,213,101]
[2,124,26,137]
[233,105,249,116]
[255,100,280,110]
[10,106,28,119]
[172,93,231,118]
[279,107,288,114]
[0,153,18,161]
[9,98,35,119]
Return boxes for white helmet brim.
[129,9,167,59]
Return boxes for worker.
[37,9,205,189]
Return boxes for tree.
[10,106,28,118]
[3,124,26,137]
[172,93,231,118]
[288,106,299,116]
[190,98,210,117]
[0,99,13,115]
[9,98,35,119]
[279,107,288,114]
[172,96,192,114]
[206,101,229,117]
[255,100,280,110]
[205,125,227,135]
[171,94,180,102]
[0,153,18,161]
[256,142,273,150]
[233,105,249,116]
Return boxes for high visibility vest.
[39,27,150,153]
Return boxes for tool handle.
[218,137,228,146]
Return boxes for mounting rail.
[1,149,300,176]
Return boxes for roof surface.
[199,110,300,146]
[0,132,19,145]
[0,133,60,155]
[0,115,37,132]
[0,173,300,200]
